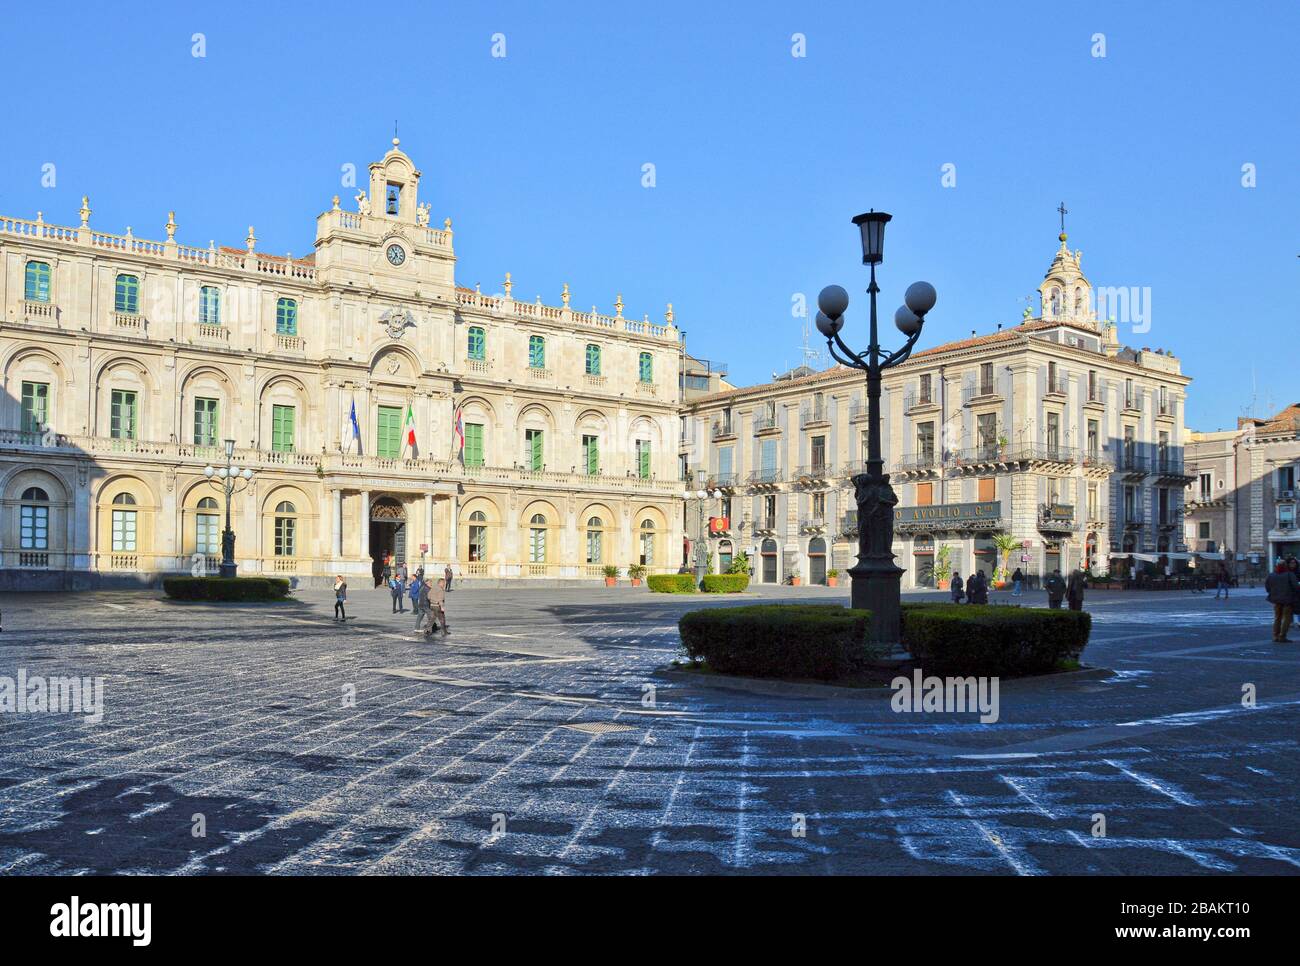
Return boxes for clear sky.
[2,1,1294,429]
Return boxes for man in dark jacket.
[1066,568,1087,611]
[1264,561,1299,643]
[1044,569,1066,609]
[967,570,988,604]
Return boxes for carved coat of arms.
[378,307,416,339]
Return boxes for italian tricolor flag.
[403,402,417,455]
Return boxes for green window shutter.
[584,435,599,475]
[200,286,220,325]
[272,405,295,452]
[527,429,544,471]
[193,397,219,446]
[468,327,485,361]
[115,275,139,314]
[25,262,50,302]
[276,298,298,335]
[639,352,653,383]
[21,381,49,434]
[111,390,137,439]
[585,344,601,375]
[377,405,403,458]
[529,336,545,369]
[638,439,651,479]
[464,423,484,467]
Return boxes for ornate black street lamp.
[688,475,722,585]
[816,211,937,645]
[204,438,255,578]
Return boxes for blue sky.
[2,0,1295,429]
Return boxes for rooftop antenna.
[797,321,829,371]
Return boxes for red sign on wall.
[709,516,731,534]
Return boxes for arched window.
[199,285,221,325]
[639,351,653,384]
[528,335,546,369]
[276,298,298,335]
[528,513,548,563]
[20,487,49,551]
[467,510,487,562]
[718,538,734,573]
[115,274,140,314]
[196,496,219,555]
[1049,287,1061,316]
[639,519,656,566]
[585,343,602,376]
[467,326,485,361]
[274,500,297,557]
[585,515,604,564]
[111,492,137,551]
[24,261,51,302]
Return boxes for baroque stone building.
[0,141,684,587]
[679,232,1195,587]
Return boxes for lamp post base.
[849,470,904,645]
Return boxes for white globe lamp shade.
[894,305,922,336]
[904,281,938,316]
[817,285,849,320]
[203,465,215,478]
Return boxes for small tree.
[728,551,750,575]
[992,533,1020,582]
[934,544,953,585]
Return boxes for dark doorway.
[808,537,827,585]
[369,497,407,586]
[761,538,778,583]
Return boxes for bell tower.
[1037,203,1095,327]
[368,138,421,223]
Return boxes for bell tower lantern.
[368,138,421,223]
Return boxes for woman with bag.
[333,576,348,622]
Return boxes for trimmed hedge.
[163,576,291,601]
[901,602,1090,676]
[701,573,749,593]
[647,573,697,594]
[679,604,873,679]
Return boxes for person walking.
[1044,568,1066,609]
[1011,566,1024,597]
[1066,567,1087,612]
[333,575,348,622]
[1265,561,1298,643]
[391,571,407,613]
[444,563,454,592]
[409,574,424,627]
[1214,562,1230,599]
[949,571,964,604]
[968,569,988,604]
[425,577,450,637]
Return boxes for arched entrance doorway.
[718,539,734,573]
[370,496,406,586]
[913,533,935,587]
[761,538,778,583]
[1084,531,1098,572]
[808,536,827,585]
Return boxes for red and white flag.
[403,402,417,456]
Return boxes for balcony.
[22,299,58,324]
[848,398,869,422]
[793,462,834,486]
[635,381,659,397]
[707,471,739,490]
[800,405,830,428]
[196,322,227,342]
[526,366,553,382]
[274,333,304,352]
[1122,395,1142,414]
[961,382,1000,405]
[1116,452,1149,477]
[753,515,779,534]
[1122,510,1146,529]
[840,511,859,536]
[951,444,1078,471]
[113,311,145,332]
[1154,455,1193,483]
[711,421,737,441]
[748,467,782,488]
[753,413,780,434]
[800,516,828,533]
[1038,503,1076,533]
[583,373,608,390]
[903,391,937,412]
[466,357,493,375]
[895,452,940,477]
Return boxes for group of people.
[1264,559,1300,642]
[949,566,1087,611]
[331,561,455,638]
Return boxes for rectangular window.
[585,344,602,376]
[526,428,544,471]
[977,413,997,457]
[376,405,403,458]
[271,404,295,453]
[1087,484,1098,519]
[1046,412,1060,452]
[1087,419,1099,457]
[1198,521,1211,539]
[583,435,599,475]
[1088,370,1098,400]
[193,397,219,447]
[110,390,137,440]
[274,516,296,556]
[917,482,933,506]
[636,439,651,479]
[467,327,485,361]
[528,335,546,369]
[764,494,777,524]
[20,504,48,550]
[812,492,826,518]
[639,352,653,383]
[464,423,484,468]
[1199,472,1212,502]
[111,509,137,551]
[919,373,932,403]
[199,286,220,325]
[718,445,734,481]
[1048,361,1058,394]
[276,298,298,336]
[760,438,777,481]
[977,477,996,502]
[979,363,994,395]
[21,381,49,435]
[1279,466,1296,492]
[1125,378,1135,408]
[114,274,139,314]
[196,513,219,555]
[25,261,51,302]
[810,435,826,470]
[917,421,935,463]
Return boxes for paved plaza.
[0,582,1297,875]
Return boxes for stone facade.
[680,233,1195,588]
[0,141,684,587]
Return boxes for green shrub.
[728,551,750,575]
[678,603,873,679]
[700,573,749,593]
[900,603,1090,676]
[647,573,697,593]
[601,565,620,579]
[163,576,291,601]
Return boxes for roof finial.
[561,283,570,307]
[665,302,674,324]
[615,293,624,318]
[1057,201,1069,243]
[503,272,513,298]
[79,196,91,227]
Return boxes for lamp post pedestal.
[848,470,904,645]
[219,528,237,578]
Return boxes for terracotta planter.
[604,577,617,587]
[631,578,642,587]
[937,579,951,591]
[993,580,1008,590]
[826,577,838,588]
[790,576,802,587]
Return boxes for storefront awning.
[1195,551,1225,560]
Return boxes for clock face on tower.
[386,243,406,266]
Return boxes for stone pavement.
[0,582,1296,875]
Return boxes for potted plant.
[627,564,646,587]
[602,565,619,587]
[790,573,802,586]
[992,533,1019,590]
[934,544,953,591]
[826,568,839,588]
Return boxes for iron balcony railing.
[1121,509,1146,528]
[903,391,935,411]
[752,413,779,433]
[799,405,831,427]
[708,471,739,488]
[753,516,779,532]
[895,452,939,473]
[795,461,834,479]
[1154,455,1185,475]
[800,516,828,531]
[840,510,859,535]
[1038,503,1076,531]
[952,444,1080,464]
[749,467,782,485]
[711,420,736,440]
[1116,452,1149,474]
